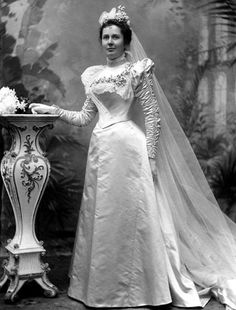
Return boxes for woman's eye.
[102,34,120,40]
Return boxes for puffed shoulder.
[131,58,155,89]
[81,65,103,87]
[131,58,154,75]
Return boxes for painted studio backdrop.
[1,0,236,249]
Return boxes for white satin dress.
[54,58,236,309]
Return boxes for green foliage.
[18,3,66,96]
[0,1,17,58]
[209,147,236,220]
[226,112,236,142]
[174,39,210,139]
[1,0,65,97]
[198,0,236,66]
[23,60,66,97]
[172,4,236,220]
[194,133,228,160]
[193,133,229,175]
[169,0,198,20]
[18,0,47,40]
[190,125,236,221]
[199,0,236,24]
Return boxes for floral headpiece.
[98,5,130,26]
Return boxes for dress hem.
[67,292,172,309]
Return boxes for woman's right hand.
[29,103,56,115]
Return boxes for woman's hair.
[99,20,132,46]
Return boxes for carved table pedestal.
[0,115,58,302]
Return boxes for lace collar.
[106,53,127,67]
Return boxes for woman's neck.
[106,53,127,67]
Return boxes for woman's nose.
[108,37,113,45]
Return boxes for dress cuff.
[51,104,63,116]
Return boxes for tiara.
[98,5,130,26]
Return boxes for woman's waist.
[96,114,131,129]
[91,119,145,147]
[93,118,144,138]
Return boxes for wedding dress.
[53,54,236,309]
[58,58,171,307]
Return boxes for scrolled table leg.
[35,274,58,298]
[4,276,26,303]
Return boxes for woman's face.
[101,25,125,60]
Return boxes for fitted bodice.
[56,58,161,159]
[82,62,135,128]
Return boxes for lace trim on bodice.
[91,63,131,87]
[87,63,133,99]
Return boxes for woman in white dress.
[30,6,236,310]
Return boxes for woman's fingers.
[29,103,53,114]
[29,103,41,114]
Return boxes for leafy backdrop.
[1,0,236,250]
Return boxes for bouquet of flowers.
[0,86,30,114]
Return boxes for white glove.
[29,103,56,115]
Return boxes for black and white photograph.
[1,1,236,309]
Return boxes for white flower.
[0,87,27,114]
[16,99,27,112]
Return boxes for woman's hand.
[149,158,157,183]
[29,103,56,115]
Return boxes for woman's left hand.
[149,158,157,183]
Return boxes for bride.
[30,5,236,310]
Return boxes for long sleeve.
[134,70,161,159]
[53,97,98,127]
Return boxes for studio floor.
[0,251,224,310]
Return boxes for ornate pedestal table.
[0,114,59,302]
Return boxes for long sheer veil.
[129,31,236,308]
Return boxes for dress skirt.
[68,120,172,307]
